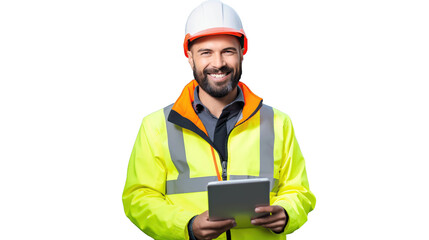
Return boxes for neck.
[199,87,238,118]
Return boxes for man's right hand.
[192,211,236,240]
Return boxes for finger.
[197,220,236,240]
[260,221,285,229]
[255,205,284,214]
[255,205,275,213]
[216,220,236,233]
[254,210,284,221]
[251,214,284,225]
[201,219,236,230]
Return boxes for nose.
[211,52,226,69]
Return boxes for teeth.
[210,73,226,78]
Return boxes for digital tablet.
[207,178,270,228]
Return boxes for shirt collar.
[192,85,245,114]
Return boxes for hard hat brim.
[183,27,248,57]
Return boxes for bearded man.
[123,1,316,239]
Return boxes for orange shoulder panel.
[171,80,208,136]
[236,82,263,126]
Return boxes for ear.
[241,48,245,61]
[187,51,194,68]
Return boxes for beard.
[193,63,242,98]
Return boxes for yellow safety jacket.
[123,80,316,240]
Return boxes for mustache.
[203,66,233,75]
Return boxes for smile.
[207,72,231,82]
[209,73,227,78]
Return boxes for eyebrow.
[197,48,212,53]
[223,47,238,52]
[197,47,238,53]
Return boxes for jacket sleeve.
[122,116,196,240]
[271,115,316,235]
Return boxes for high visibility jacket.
[123,80,316,240]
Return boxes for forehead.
[190,35,241,51]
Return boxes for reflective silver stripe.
[168,175,278,194]
[164,104,278,194]
[166,176,219,194]
[259,105,277,191]
[164,105,191,194]
[164,105,189,179]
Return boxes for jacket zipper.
[217,103,263,181]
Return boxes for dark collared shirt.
[192,86,245,142]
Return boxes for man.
[123,0,316,239]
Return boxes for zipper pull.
[221,161,227,181]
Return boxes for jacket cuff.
[187,215,198,240]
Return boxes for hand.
[192,211,236,240]
[251,205,288,233]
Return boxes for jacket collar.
[170,80,263,136]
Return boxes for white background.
[1,0,428,239]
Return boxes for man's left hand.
[250,205,288,233]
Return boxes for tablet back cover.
[207,178,270,228]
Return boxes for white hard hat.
[183,0,248,57]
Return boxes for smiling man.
[188,35,243,120]
[123,1,316,240]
